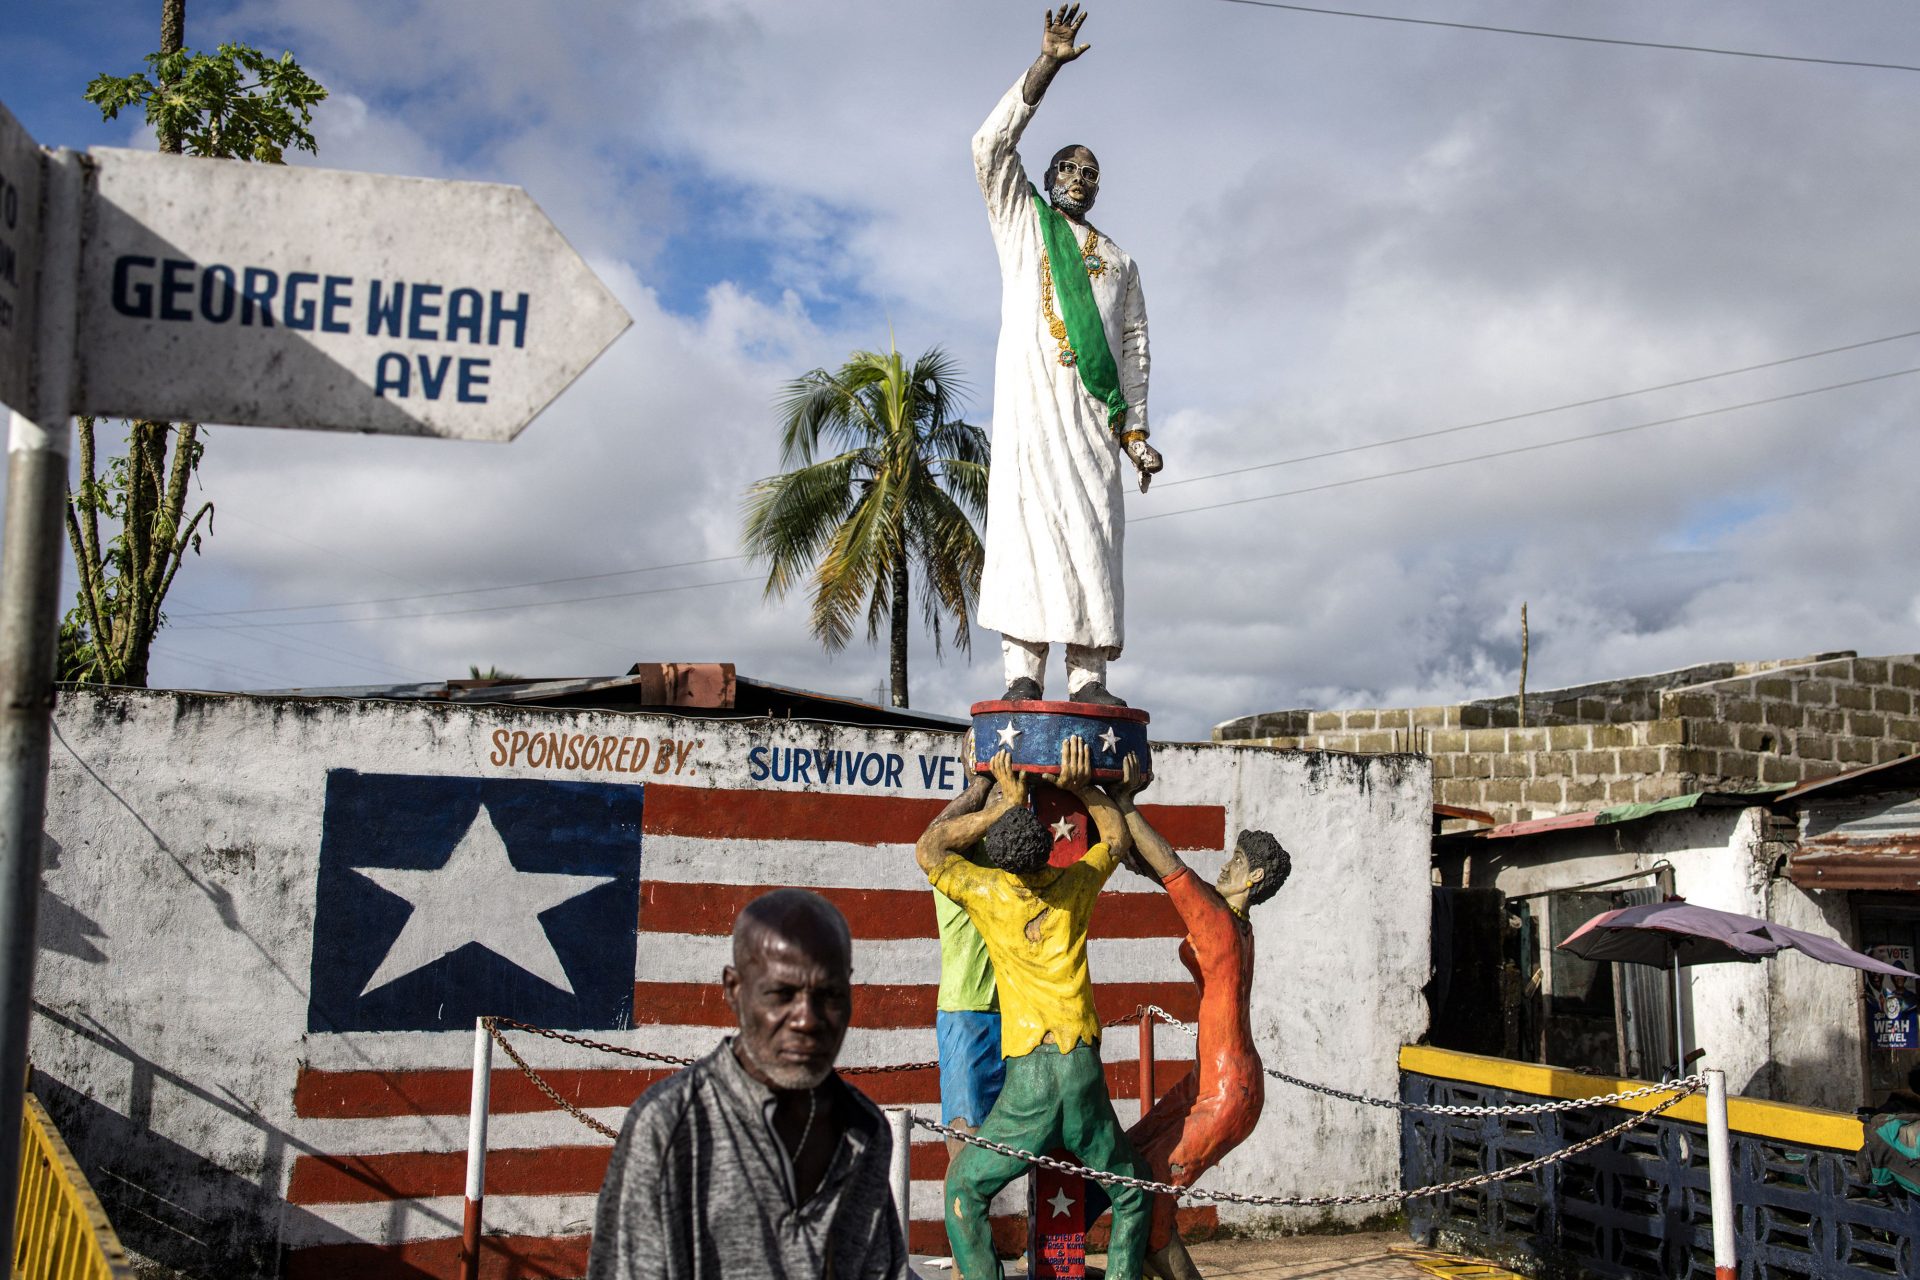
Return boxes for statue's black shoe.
[1003,677,1044,702]
[1069,681,1128,708]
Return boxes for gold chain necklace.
[1040,227,1106,369]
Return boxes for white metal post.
[1704,1068,1735,1280]
[1670,957,1688,1076]
[461,1018,493,1280]
[0,149,81,1272]
[888,1108,913,1255]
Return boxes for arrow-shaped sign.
[0,102,639,1271]
[69,149,631,441]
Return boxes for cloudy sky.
[8,0,1920,738]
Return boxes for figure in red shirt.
[1089,754,1293,1280]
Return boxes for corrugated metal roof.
[1473,787,1784,841]
[242,666,969,730]
[1778,753,1920,802]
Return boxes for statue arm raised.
[974,8,1090,226]
[914,751,1027,876]
[1057,735,1130,862]
[1022,5,1091,106]
[1114,752,1184,881]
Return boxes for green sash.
[1030,184,1128,433]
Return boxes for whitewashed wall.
[32,689,1431,1275]
[1471,808,1864,1109]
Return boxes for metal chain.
[483,1018,622,1140]
[913,1076,1702,1208]
[488,1015,702,1067]
[842,1060,940,1075]
[485,1014,1707,1208]
[484,1016,934,1074]
[485,1005,1698,1124]
[1134,1005,1706,1118]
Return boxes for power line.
[161,609,442,682]
[1212,0,1920,74]
[170,574,765,631]
[1134,364,1920,524]
[149,646,290,688]
[1148,326,1920,492]
[177,552,751,618]
[177,326,1920,625]
[204,506,679,663]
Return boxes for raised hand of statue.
[1057,734,1093,792]
[1042,5,1091,63]
[1116,751,1151,802]
[990,748,1029,809]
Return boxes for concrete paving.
[1094,1232,1436,1279]
[913,1230,1515,1279]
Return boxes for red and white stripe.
[284,784,1225,1277]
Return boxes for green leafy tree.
[60,0,326,685]
[743,344,989,709]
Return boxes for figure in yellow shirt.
[915,737,1150,1280]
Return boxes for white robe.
[973,77,1150,658]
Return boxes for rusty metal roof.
[1778,752,1920,803]
[245,661,968,731]
[1454,787,1782,842]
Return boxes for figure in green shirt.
[932,771,1006,1158]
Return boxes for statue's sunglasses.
[1054,159,1100,184]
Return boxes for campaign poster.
[1869,944,1918,1050]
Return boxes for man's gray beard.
[1050,182,1090,215]
[737,1036,833,1090]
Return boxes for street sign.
[0,103,639,1274]
[0,102,43,421]
[73,149,631,441]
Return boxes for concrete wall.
[32,689,1432,1277]
[1219,652,1920,824]
[1456,807,1864,1110]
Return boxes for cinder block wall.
[1215,652,1920,822]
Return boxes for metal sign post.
[0,138,81,1272]
[0,96,632,1267]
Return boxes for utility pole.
[1518,602,1529,728]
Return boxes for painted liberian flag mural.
[286,766,1222,1276]
[308,772,644,1033]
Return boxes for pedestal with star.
[969,700,1148,1279]
[969,700,1150,869]
[1031,1161,1092,1280]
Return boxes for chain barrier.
[482,1017,623,1140]
[484,1007,1699,1117]
[1133,1005,1704,1118]
[912,1075,1703,1207]
[481,1013,1707,1205]
[488,1015,703,1066]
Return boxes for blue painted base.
[968,699,1151,783]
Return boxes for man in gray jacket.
[588,888,906,1279]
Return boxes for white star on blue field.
[9,1,1920,738]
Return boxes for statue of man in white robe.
[974,4,1161,708]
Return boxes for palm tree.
[743,343,989,709]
